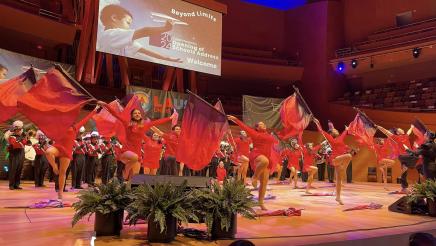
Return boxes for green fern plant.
[72,179,133,226]
[126,181,198,233]
[193,178,257,235]
[407,179,436,204]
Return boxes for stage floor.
[1,180,436,246]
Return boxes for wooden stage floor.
[1,180,436,246]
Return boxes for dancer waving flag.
[17,65,99,204]
[176,92,228,171]
[0,68,36,123]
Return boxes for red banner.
[278,93,312,139]
[176,93,228,170]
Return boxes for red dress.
[53,110,96,159]
[232,118,276,171]
[372,141,393,163]
[234,137,251,158]
[216,166,227,182]
[316,124,350,161]
[301,145,321,172]
[142,137,163,169]
[106,105,171,159]
[282,148,302,169]
[391,134,411,156]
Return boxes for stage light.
[337,61,345,72]
[351,59,358,69]
[413,47,421,58]
[3,165,8,172]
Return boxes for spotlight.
[351,59,358,69]
[337,61,345,72]
[413,47,421,58]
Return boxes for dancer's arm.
[406,125,414,136]
[411,125,426,144]
[102,102,129,126]
[313,118,334,144]
[150,126,164,136]
[227,115,257,138]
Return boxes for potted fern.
[194,178,257,239]
[72,179,133,236]
[126,181,198,243]
[407,179,436,217]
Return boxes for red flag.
[278,93,312,139]
[176,93,228,170]
[93,100,125,138]
[348,113,376,146]
[0,68,36,123]
[17,67,94,142]
[214,100,229,132]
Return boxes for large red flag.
[93,100,125,139]
[17,66,94,142]
[176,93,228,170]
[348,112,377,146]
[278,93,312,139]
[0,68,36,123]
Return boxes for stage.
[1,180,435,246]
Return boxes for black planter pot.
[147,215,177,243]
[94,210,124,237]
[211,214,237,239]
[428,199,436,217]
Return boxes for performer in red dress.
[152,125,182,176]
[370,138,396,190]
[376,125,413,192]
[228,115,275,210]
[216,160,227,183]
[142,133,163,175]
[301,140,321,194]
[45,105,100,201]
[231,130,251,184]
[314,118,351,205]
[103,103,176,181]
[281,140,303,189]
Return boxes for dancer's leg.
[241,161,249,184]
[150,169,158,175]
[120,151,139,181]
[306,166,318,194]
[332,154,352,205]
[179,162,184,176]
[45,147,60,175]
[289,167,298,188]
[57,157,71,200]
[143,167,151,175]
[255,155,269,210]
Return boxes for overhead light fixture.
[412,47,421,58]
[351,59,358,69]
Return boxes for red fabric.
[234,138,251,157]
[17,68,93,143]
[93,100,125,141]
[282,148,302,169]
[52,110,96,159]
[348,113,376,147]
[142,137,162,169]
[176,94,228,170]
[278,93,312,139]
[233,118,276,171]
[372,140,394,162]
[216,166,227,182]
[302,145,321,172]
[0,69,35,123]
[75,0,98,83]
[391,134,411,156]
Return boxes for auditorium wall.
[343,0,436,45]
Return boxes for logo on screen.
[150,33,172,49]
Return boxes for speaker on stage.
[388,196,428,215]
[131,174,212,188]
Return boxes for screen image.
[97,0,222,75]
